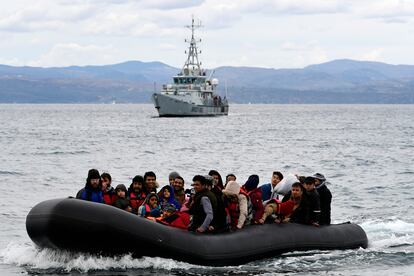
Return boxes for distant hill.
[0,59,413,103]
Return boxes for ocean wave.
[32,150,90,156]
[0,171,23,175]
[0,241,200,273]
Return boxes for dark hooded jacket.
[189,188,218,232]
[317,182,332,225]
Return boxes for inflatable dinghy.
[26,198,368,266]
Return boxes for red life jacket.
[225,196,240,229]
[129,191,146,211]
[158,212,190,230]
[103,193,117,205]
[267,198,295,217]
[278,199,295,216]
[241,186,264,222]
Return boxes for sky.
[0,0,414,69]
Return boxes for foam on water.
[361,219,414,249]
[0,241,199,273]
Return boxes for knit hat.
[312,173,326,182]
[115,184,127,192]
[87,169,101,180]
[164,203,176,212]
[168,171,180,180]
[222,181,240,196]
[244,175,259,191]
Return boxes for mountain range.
[0,59,413,103]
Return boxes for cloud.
[202,0,348,16]
[357,0,414,23]
[27,43,118,67]
[137,0,205,10]
[0,4,96,32]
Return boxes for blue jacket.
[260,183,272,201]
[76,187,104,203]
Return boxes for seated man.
[168,171,180,186]
[303,177,321,226]
[128,175,147,213]
[188,175,217,233]
[76,169,104,203]
[288,182,311,224]
[260,182,310,225]
[260,171,284,202]
[144,171,158,193]
[172,176,186,206]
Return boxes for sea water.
[0,104,413,275]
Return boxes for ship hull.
[152,93,229,117]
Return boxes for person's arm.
[237,194,248,229]
[137,205,146,217]
[251,192,264,223]
[198,197,213,232]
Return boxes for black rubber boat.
[26,198,368,266]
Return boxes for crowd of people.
[76,169,332,233]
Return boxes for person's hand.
[208,225,215,231]
[274,218,281,224]
[312,222,320,227]
[196,227,205,233]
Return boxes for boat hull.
[26,198,368,266]
[152,93,229,117]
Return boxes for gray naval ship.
[152,19,229,117]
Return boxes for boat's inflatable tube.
[26,198,368,266]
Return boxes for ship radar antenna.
[182,16,203,76]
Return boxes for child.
[113,184,132,212]
[157,203,190,230]
[158,185,181,211]
[101,172,117,205]
[138,193,161,218]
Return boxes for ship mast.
[182,17,203,76]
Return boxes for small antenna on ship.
[182,16,203,75]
